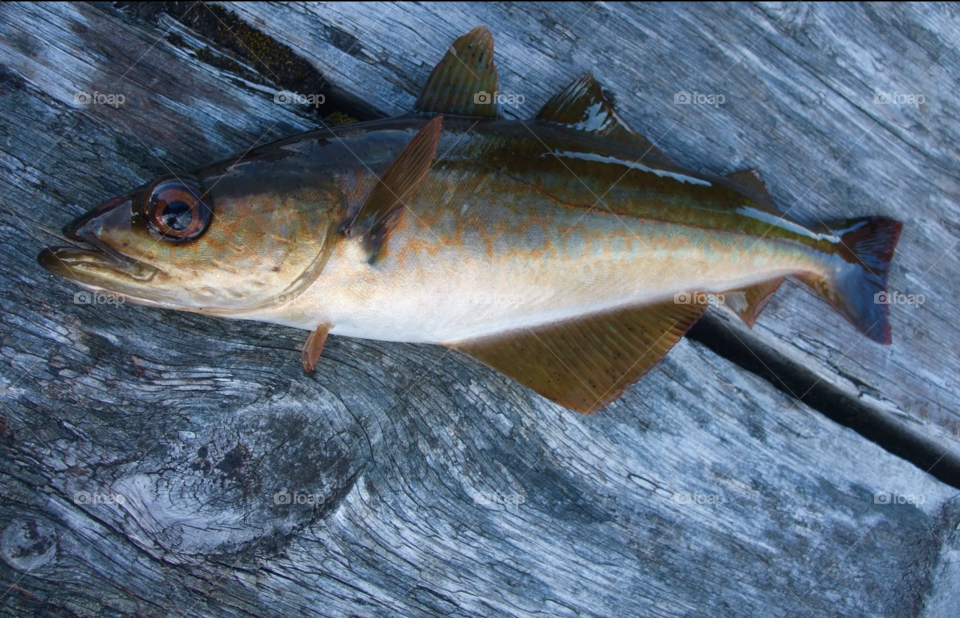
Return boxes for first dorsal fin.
[449,298,707,414]
[414,26,502,118]
[340,116,443,263]
[536,74,672,164]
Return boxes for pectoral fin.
[722,278,784,328]
[302,323,331,374]
[449,299,707,414]
[340,116,443,263]
[414,26,502,118]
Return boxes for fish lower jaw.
[54,280,168,310]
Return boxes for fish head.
[38,164,344,315]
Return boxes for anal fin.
[722,278,784,328]
[449,299,707,414]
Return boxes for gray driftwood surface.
[0,2,959,617]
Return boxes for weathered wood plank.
[0,3,958,617]
[224,0,960,463]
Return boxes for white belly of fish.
[252,217,822,344]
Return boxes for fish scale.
[291,181,816,345]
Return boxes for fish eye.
[145,179,213,241]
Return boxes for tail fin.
[799,217,903,344]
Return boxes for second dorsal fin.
[536,74,672,164]
[414,26,503,118]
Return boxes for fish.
[39,27,902,414]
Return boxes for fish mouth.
[38,196,159,284]
[37,246,158,283]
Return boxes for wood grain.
[1,3,959,617]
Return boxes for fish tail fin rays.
[799,217,903,344]
[448,299,708,414]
